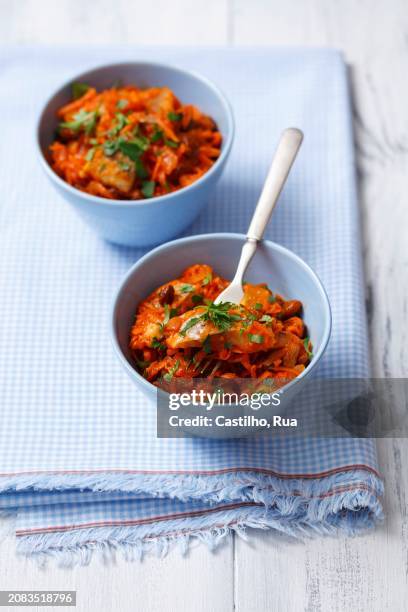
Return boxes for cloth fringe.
[0,467,384,506]
[1,468,384,567]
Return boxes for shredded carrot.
[129,264,312,386]
[49,83,222,200]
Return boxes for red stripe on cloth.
[0,464,381,480]
[16,484,379,537]
[16,501,260,536]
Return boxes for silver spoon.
[214,127,303,306]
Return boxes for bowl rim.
[35,60,235,209]
[111,232,332,397]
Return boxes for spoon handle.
[247,127,303,241]
[214,128,303,306]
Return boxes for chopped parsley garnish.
[254,303,263,310]
[163,359,180,382]
[119,138,148,160]
[134,132,150,147]
[117,99,128,109]
[72,82,90,100]
[180,284,195,294]
[192,294,203,305]
[180,302,242,336]
[268,295,277,304]
[85,147,96,161]
[238,312,257,336]
[168,111,182,121]
[202,273,212,286]
[135,356,149,371]
[204,302,242,330]
[164,137,179,149]
[248,334,264,344]
[239,312,257,333]
[103,135,150,177]
[151,338,166,351]
[202,335,212,354]
[170,307,179,318]
[59,109,98,135]
[259,314,273,324]
[141,180,156,198]
[134,156,149,179]
[163,304,171,325]
[151,127,163,143]
[303,337,313,359]
[103,139,121,156]
[118,161,131,171]
[108,112,129,137]
[180,315,203,336]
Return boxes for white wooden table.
[1,1,407,610]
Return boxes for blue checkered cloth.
[0,46,383,566]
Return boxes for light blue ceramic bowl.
[36,62,234,247]
[111,233,332,416]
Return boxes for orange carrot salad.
[130,264,313,385]
[50,82,222,200]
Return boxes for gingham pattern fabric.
[0,47,383,563]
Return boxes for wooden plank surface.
[1,1,407,610]
[0,535,233,612]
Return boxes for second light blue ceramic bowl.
[112,233,332,415]
[36,62,234,247]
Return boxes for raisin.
[159,284,175,305]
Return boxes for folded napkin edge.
[14,483,384,568]
[0,463,382,486]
